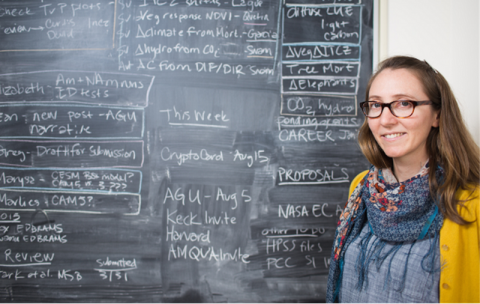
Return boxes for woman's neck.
[392,158,428,182]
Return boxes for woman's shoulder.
[455,184,480,221]
[456,184,480,199]
[349,170,369,196]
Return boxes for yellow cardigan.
[349,171,480,303]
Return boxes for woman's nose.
[378,106,398,125]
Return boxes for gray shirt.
[339,223,440,303]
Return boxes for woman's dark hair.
[358,56,479,224]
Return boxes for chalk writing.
[0,0,372,301]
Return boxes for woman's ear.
[432,110,440,128]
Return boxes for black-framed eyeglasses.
[359,100,433,118]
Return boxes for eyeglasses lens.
[364,101,414,118]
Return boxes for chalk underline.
[94,267,137,272]
[0,262,52,267]
[246,39,276,43]
[267,234,317,238]
[279,123,359,128]
[169,123,228,128]
[278,180,349,185]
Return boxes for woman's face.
[367,68,439,166]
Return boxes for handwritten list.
[0,0,372,302]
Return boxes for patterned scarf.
[326,163,444,302]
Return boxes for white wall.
[378,0,480,145]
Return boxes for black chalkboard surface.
[0,0,372,302]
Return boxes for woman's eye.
[398,100,412,107]
[370,102,381,108]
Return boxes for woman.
[326,56,479,303]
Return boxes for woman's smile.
[382,132,406,140]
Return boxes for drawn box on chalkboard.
[0,167,142,194]
[283,4,362,44]
[0,188,141,215]
[287,0,362,4]
[280,94,357,117]
[0,71,155,107]
[282,62,360,78]
[0,0,117,51]
[282,77,358,95]
[0,139,144,168]
[0,104,145,140]
[281,44,361,61]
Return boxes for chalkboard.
[0,0,372,302]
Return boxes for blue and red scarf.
[326,163,443,302]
